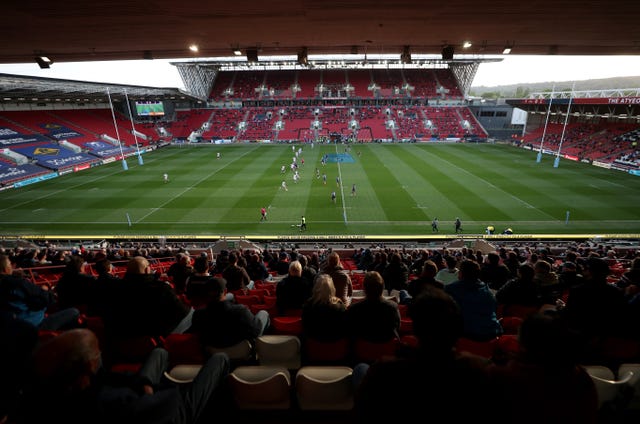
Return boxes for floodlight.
[35,56,52,69]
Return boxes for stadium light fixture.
[233,48,242,56]
[35,56,52,69]
[462,41,472,49]
[246,48,259,63]
[441,45,454,60]
[297,47,308,66]
[400,46,411,64]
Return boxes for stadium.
[2,2,640,423]
[0,1,639,250]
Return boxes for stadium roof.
[0,73,200,103]
[1,1,639,65]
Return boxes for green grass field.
[1,143,639,241]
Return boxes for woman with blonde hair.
[302,274,348,342]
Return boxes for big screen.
[135,101,165,117]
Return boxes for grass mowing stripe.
[1,143,639,237]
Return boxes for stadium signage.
[43,155,88,167]
[0,167,27,179]
[607,97,640,104]
[13,172,57,188]
[0,135,49,145]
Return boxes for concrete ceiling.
[2,0,640,65]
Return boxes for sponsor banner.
[0,134,50,145]
[39,154,94,168]
[0,183,14,191]
[562,154,579,161]
[611,164,631,172]
[519,97,640,106]
[629,170,640,176]
[0,167,28,181]
[0,127,20,139]
[592,161,611,169]
[0,163,52,183]
[58,168,74,175]
[614,159,639,168]
[40,123,83,140]
[605,97,640,105]
[13,172,57,188]
[101,157,116,164]
[74,163,91,172]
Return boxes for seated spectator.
[382,252,410,295]
[347,271,400,343]
[301,274,347,342]
[103,256,192,339]
[488,312,598,424]
[222,252,253,293]
[557,261,585,292]
[187,255,233,308]
[166,252,193,294]
[320,252,353,307]
[273,250,291,276]
[353,288,493,422]
[495,263,542,308]
[617,257,640,289]
[533,259,562,305]
[0,254,79,331]
[435,255,459,285]
[480,252,512,291]
[89,258,122,318]
[54,254,98,313]
[275,260,313,316]
[188,276,269,349]
[18,328,230,424]
[298,254,318,284]
[399,259,444,305]
[444,259,503,341]
[560,257,628,342]
[211,250,230,275]
[245,252,269,283]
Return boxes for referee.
[300,215,307,231]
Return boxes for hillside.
[470,76,640,98]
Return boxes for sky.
[0,55,639,90]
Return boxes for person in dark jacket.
[276,260,313,315]
[104,256,192,339]
[188,276,269,348]
[17,328,230,424]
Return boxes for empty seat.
[228,365,292,410]
[271,316,303,335]
[295,366,354,411]
[255,335,301,369]
[584,365,636,409]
